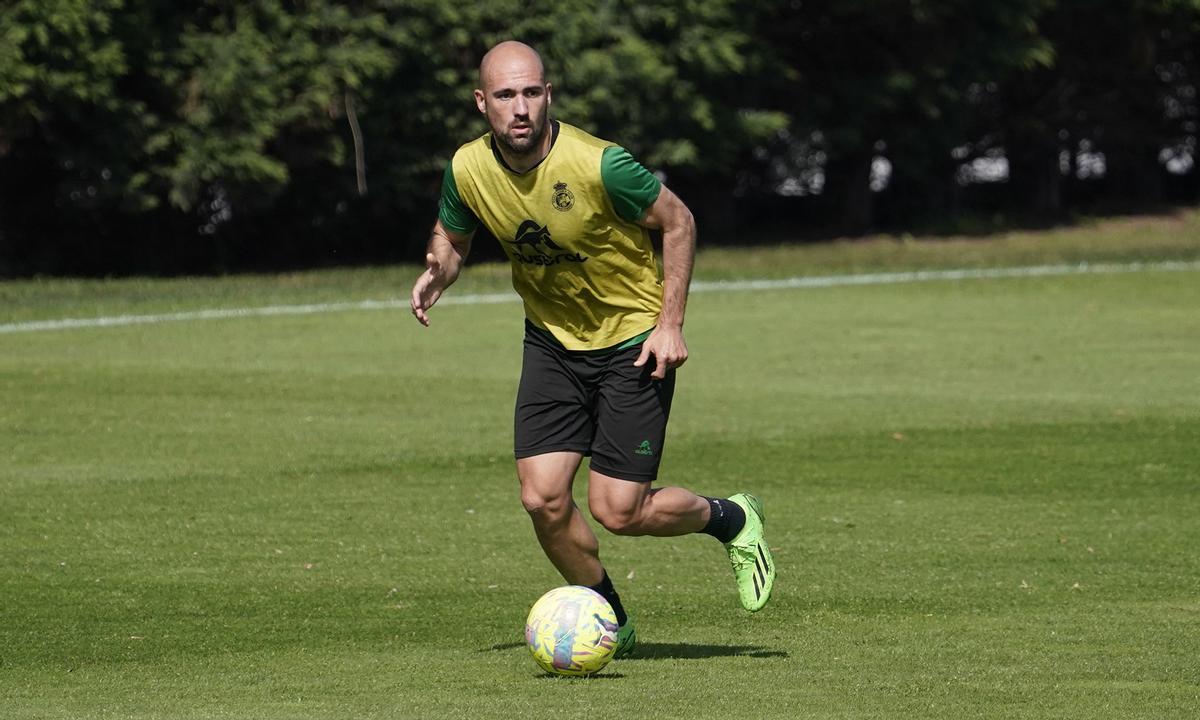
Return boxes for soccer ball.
[524,585,619,676]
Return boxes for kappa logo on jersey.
[509,220,563,252]
[507,219,588,266]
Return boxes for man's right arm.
[411,160,479,326]
[410,219,473,327]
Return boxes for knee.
[590,502,641,536]
[520,487,570,523]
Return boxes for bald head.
[479,41,546,90]
[473,40,554,169]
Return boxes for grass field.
[2,212,1199,718]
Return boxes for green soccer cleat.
[724,493,776,612]
[613,616,637,658]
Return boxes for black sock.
[699,496,746,543]
[588,570,628,626]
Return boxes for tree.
[749,0,1056,232]
[0,0,134,273]
[1,1,1197,275]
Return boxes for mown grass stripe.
[2,260,1197,335]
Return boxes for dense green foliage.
[0,1,1197,275]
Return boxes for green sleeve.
[600,146,662,222]
[437,162,478,234]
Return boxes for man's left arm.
[635,184,696,380]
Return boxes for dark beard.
[495,118,547,156]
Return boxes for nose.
[513,95,528,117]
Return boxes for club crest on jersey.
[552,181,575,212]
[506,219,588,266]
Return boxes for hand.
[633,325,688,380]
[410,253,448,326]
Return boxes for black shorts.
[514,321,675,482]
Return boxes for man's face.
[474,60,552,157]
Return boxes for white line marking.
[2,260,1197,335]
[690,259,1200,292]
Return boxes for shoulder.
[450,132,494,175]
[557,122,616,154]
[598,146,661,222]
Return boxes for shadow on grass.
[481,641,786,660]
[628,643,787,660]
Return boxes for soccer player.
[410,41,775,655]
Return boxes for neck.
[498,137,550,173]
[495,121,556,173]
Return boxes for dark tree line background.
[1,0,1197,277]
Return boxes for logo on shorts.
[635,440,655,456]
[552,181,575,211]
[506,219,588,266]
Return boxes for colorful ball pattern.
[524,585,619,676]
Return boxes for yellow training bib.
[448,123,663,351]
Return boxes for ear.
[473,88,486,114]
[545,82,553,108]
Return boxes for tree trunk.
[824,150,874,235]
[1008,138,1063,216]
[1103,142,1164,209]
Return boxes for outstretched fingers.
[410,254,445,326]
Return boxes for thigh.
[514,328,596,458]
[589,347,676,483]
[518,451,585,507]
[586,465,651,519]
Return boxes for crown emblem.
[552,181,575,211]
